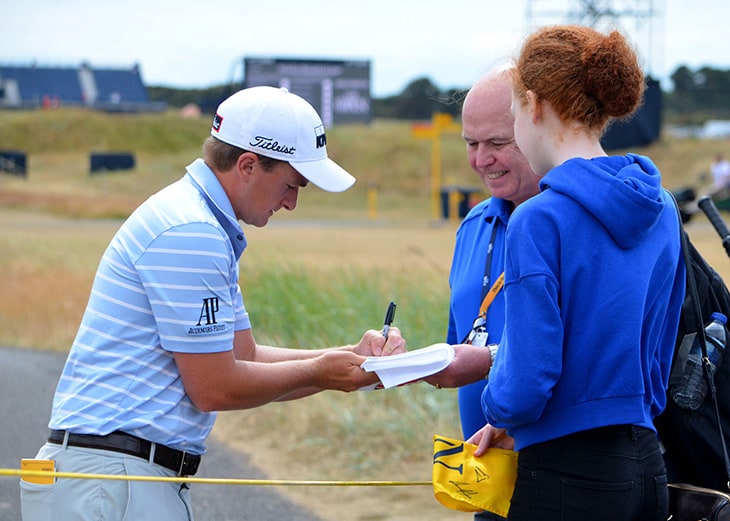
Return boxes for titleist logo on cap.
[249,136,296,156]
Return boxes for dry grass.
[4,109,730,519]
[214,389,466,521]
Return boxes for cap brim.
[290,158,356,193]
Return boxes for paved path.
[0,346,323,521]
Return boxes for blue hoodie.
[482,154,686,451]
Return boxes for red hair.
[513,25,645,133]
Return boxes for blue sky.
[2,0,727,97]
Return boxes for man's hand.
[351,327,406,357]
[423,344,491,388]
[312,350,378,391]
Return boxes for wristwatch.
[486,344,499,379]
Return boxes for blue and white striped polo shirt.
[49,158,250,455]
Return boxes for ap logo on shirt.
[197,297,219,326]
[187,297,227,335]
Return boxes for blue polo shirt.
[447,197,512,439]
[49,159,250,455]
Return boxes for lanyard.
[479,223,503,317]
[461,270,504,345]
[461,218,505,345]
[479,272,505,317]
[481,224,499,297]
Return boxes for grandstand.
[0,62,165,112]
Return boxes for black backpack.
[655,195,730,491]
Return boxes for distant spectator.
[711,153,730,191]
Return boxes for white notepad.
[360,343,455,389]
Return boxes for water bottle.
[671,312,727,411]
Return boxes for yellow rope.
[0,468,430,487]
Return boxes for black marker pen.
[381,301,397,339]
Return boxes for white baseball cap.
[211,86,356,192]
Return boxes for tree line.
[147,65,730,124]
[666,66,730,124]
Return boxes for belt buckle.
[177,451,199,476]
[177,451,189,476]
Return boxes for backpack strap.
[666,189,730,490]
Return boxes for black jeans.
[507,425,668,521]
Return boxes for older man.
[427,68,540,521]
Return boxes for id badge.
[470,330,489,347]
[465,314,489,347]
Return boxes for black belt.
[48,430,201,476]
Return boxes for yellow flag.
[432,434,518,516]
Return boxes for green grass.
[1,109,208,154]
[244,262,448,350]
